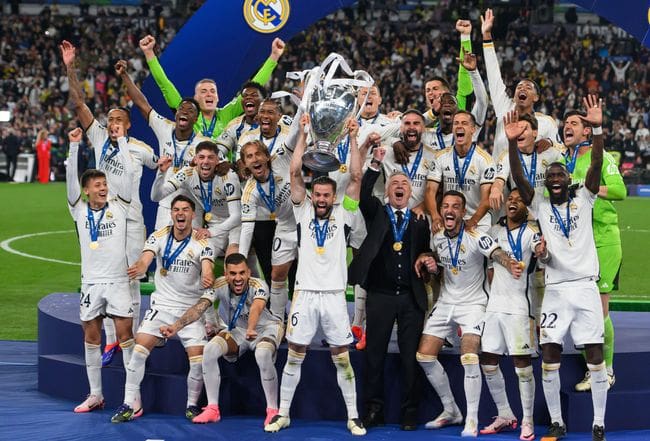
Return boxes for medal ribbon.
[564,141,590,173]
[517,149,537,187]
[337,135,350,165]
[551,200,572,241]
[98,138,120,167]
[357,113,379,127]
[262,127,281,154]
[313,217,330,249]
[506,221,527,262]
[87,204,107,243]
[257,172,276,215]
[385,206,411,245]
[436,126,453,150]
[172,130,195,169]
[228,288,249,331]
[201,113,217,137]
[401,143,423,181]
[199,179,213,218]
[453,143,476,188]
[162,232,192,271]
[446,222,465,271]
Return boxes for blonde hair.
[37,129,48,142]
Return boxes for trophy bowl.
[304,84,357,172]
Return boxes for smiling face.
[312,182,336,219]
[242,86,264,119]
[194,80,218,112]
[357,86,382,118]
[563,114,590,148]
[400,112,424,149]
[545,163,571,204]
[506,189,528,223]
[195,146,219,180]
[107,109,130,141]
[241,141,271,181]
[425,79,449,112]
[514,80,539,111]
[257,101,281,137]
[441,194,466,232]
[386,173,412,209]
[83,176,108,206]
[175,100,199,131]
[226,261,251,295]
[452,112,476,148]
[171,199,195,234]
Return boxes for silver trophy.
[289,53,374,172]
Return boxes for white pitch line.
[622,228,650,233]
[0,230,80,266]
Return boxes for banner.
[572,0,650,48]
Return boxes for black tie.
[396,210,404,229]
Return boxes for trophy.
[290,53,374,172]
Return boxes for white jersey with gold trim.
[488,221,541,315]
[432,228,498,305]
[240,172,294,226]
[238,125,293,170]
[293,200,358,292]
[144,227,215,309]
[495,146,564,199]
[530,186,598,285]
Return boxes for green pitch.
[1,182,649,341]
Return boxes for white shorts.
[138,306,207,348]
[272,228,298,266]
[482,311,536,356]
[423,302,485,339]
[209,224,242,256]
[286,290,353,346]
[540,278,604,347]
[79,282,132,322]
[221,321,283,362]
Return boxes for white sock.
[515,365,535,424]
[187,355,204,407]
[542,362,564,426]
[332,351,359,419]
[461,353,481,424]
[255,343,279,409]
[247,253,261,278]
[202,337,227,405]
[84,342,102,397]
[124,345,149,407]
[279,349,305,417]
[588,362,608,427]
[270,280,288,319]
[482,364,514,418]
[417,352,459,414]
[352,285,366,328]
[119,338,135,367]
[130,280,141,334]
[103,318,116,346]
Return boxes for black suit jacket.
[348,167,431,312]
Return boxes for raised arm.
[582,95,604,195]
[150,162,180,202]
[344,118,361,201]
[505,111,534,205]
[462,52,489,128]
[481,9,513,118]
[140,35,183,110]
[66,128,83,206]
[289,114,309,204]
[115,59,153,120]
[60,41,94,130]
[455,19,474,110]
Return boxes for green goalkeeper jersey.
[146,56,278,140]
[567,148,626,246]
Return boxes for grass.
[0,182,649,340]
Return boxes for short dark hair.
[427,76,450,91]
[545,161,570,176]
[80,169,106,188]
[402,108,425,122]
[108,106,131,122]
[518,113,538,131]
[196,140,220,156]
[241,81,268,98]
[225,252,248,267]
[453,110,477,126]
[259,98,281,113]
[178,97,200,114]
[171,194,195,211]
[442,190,466,208]
[563,109,590,127]
[312,176,337,193]
[517,78,540,95]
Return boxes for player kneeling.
[160,253,282,426]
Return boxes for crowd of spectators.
[1,1,649,182]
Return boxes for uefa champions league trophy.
[290,53,374,172]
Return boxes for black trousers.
[252,220,276,286]
[364,289,424,423]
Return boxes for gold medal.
[160,268,168,276]
[89,241,99,250]
[269,212,276,220]
[451,267,459,275]
[172,167,179,174]
[223,331,232,340]
[204,212,212,222]
[518,261,526,270]
[316,247,325,255]
[393,241,403,252]
[567,239,573,247]
[339,164,347,173]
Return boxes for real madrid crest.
[243,0,290,34]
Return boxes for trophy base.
[302,151,340,173]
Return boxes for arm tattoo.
[491,248,512,269]
[175,298,211,330]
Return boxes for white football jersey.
[86,120,158,223]
[529,186,598,285]
[144,227,214,309]
[240,172,294,227]
[488,221,541,315]
[293,200,358,292]
[238,125,293,167]
[495,146,564,199]
[432,227,498,305]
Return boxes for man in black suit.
[349,144,432,431]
